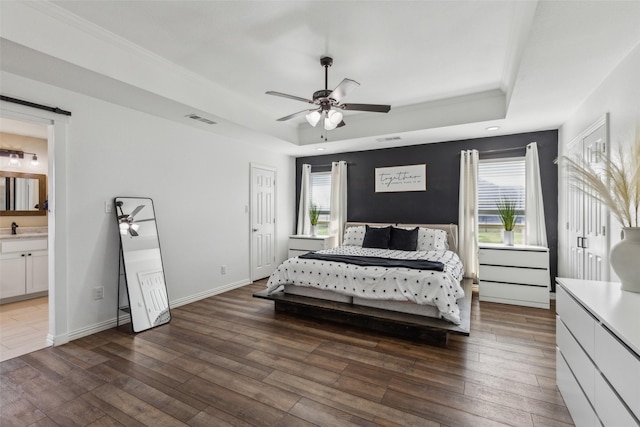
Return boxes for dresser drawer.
[479,248,548,268]
[594,323,640,419]
[556,348,599,427]
[594,372,639,427]
[480,265,549,286]
[480,281,549,306]
[556,286,595,358]
[557,317,596,403]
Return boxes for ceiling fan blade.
[329,78,360,102]
[129,227,139,237]
[277,109,318,122]
[340,103,391,113]
[129,205,145,218]
[266,91,314,104]
[337,120,346,128]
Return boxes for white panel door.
[251,165,276,280]
[582,126,608,281]
[564,117,609,281]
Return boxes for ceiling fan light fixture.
[324,118,338,131]
[327,109,343,125]
[305,110,321,127]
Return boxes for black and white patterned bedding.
[266,246,465,324]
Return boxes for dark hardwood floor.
[1,280,572,427]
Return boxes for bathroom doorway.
[0,117,51,361]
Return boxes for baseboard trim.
[62,279,251,344]
[170,278,250,308]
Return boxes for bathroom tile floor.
[0,296,49,362]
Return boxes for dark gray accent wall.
[296,130,559,289]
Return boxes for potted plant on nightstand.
[309,204,320,236]
[496,197,518,246]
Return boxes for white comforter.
[266,246,465,324]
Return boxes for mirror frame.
[115,196,171,333]
[0,171,47,216]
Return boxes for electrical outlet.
[221,265,227,275]
[93,286,104,300]
[105,200,112,214]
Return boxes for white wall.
[558,42,640,278]
[1,71,295,340]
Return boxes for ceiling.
[1,1,640,156]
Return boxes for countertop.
[0,227,48,240]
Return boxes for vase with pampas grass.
[564,138,640,292]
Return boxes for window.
[478,157,525,244]
[310,171,331,235]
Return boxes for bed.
[254,222,472,345]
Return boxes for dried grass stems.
[564,137,640,228]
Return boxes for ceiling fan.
[116,202,152,237]
[266,56,391,131]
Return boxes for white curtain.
[330,161,348,243]
[525,142,548,246]
[458,150,479,280]
[296,164,312,235]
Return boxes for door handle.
[252,228,258,232]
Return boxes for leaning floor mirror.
[115,197,170,332]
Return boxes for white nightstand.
[288,235,337,258]
[479,243,550,309]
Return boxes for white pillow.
[343,225,366,246]
[417,228,449,251]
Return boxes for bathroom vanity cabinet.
[0,237,48,303]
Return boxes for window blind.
[310,171,331,213]
[478,158,525,213]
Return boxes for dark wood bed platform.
[253,278,472,346]
[254,223,471,346]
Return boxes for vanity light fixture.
[0,148,39,168]
[8,153,20,166]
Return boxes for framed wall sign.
[375,164,427,192]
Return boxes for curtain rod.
[1,95,72,116]
[479,146,527,155]
[308,162,356,168]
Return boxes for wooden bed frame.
[253,223,471,346]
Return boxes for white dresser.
[288,235,337,258]
[479,244,550,308]
[556,278,640,427]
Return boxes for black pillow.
[389,227,418,251]
[362,225,391,249]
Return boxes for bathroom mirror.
[115,197,170,332]
[0,172,47,216]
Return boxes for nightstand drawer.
[289,238,327,251]
[479,247,548,268]
[479,265,549,286]
[480,281,549,308]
